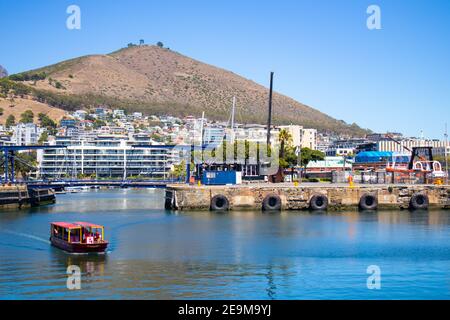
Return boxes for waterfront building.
[353,151,410,171]
[325,138,370,157]
[305,156,352,178]
[377,139,450,155]
[325,147,355,157]
[37,135,176,179]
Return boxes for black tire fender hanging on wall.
[309,194,328,211]
[262,194,282,211]
[210,194,230,211]
[359,193,378,211]
[410,193,429,210]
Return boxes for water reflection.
[51,249,107,279]
[0,189,449,299]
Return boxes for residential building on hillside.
[203,126,226,146]
[11,123,44,145]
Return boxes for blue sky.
[0,0,449,138]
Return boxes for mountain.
[0,65,7,78]
[6,46,369,136]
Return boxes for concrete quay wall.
[165,183,450,211]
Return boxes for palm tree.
[278,129,293,160]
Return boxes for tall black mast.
[266,72,274,146]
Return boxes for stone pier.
[165,183,450,211]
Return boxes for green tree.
[5,114,15,128]
[54,81,64,89]
[38,131,49,145]
[278,129,293,160]
[20,110,34,123]
[171,161,186,178]
[0,107,3,116]
[156,41,164,48]
[14,151,37,180]
[38,112,57,129]
[93,119,106,129]
[300,148,325,167]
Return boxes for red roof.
[51,222,104,229]
[52,222,80,229]
[74,221,104,228]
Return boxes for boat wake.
[0,230,50,244]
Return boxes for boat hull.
[50,236,108,254]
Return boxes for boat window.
[70,228,81,243]
[63,228,69,241]
[53,226,63,239]
[81,227,103,243]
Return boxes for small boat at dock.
[65,186,91,193]
[50,222,108,254]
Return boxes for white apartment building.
[37,135,176,179]
[73,110,88,120]
[278,125,317,150]
[233,125,279,144]
[11,123,44,145]
[113,109,126,118]
[300,128,318,150]
[203,126,226,146]
[325,147,355,157]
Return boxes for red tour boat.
[50,222,108,253]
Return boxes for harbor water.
[0,189,449,299]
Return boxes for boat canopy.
[51,222,81,229]
[51,222,103,229]
[74,221,104,229]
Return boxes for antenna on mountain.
[266,72,274,146]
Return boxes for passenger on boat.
[82,229,90,243]
[72,234,80,243]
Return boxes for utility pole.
[266,72,274,147]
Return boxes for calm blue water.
[0,189,449,300]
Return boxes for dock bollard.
[348,175,354,188]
